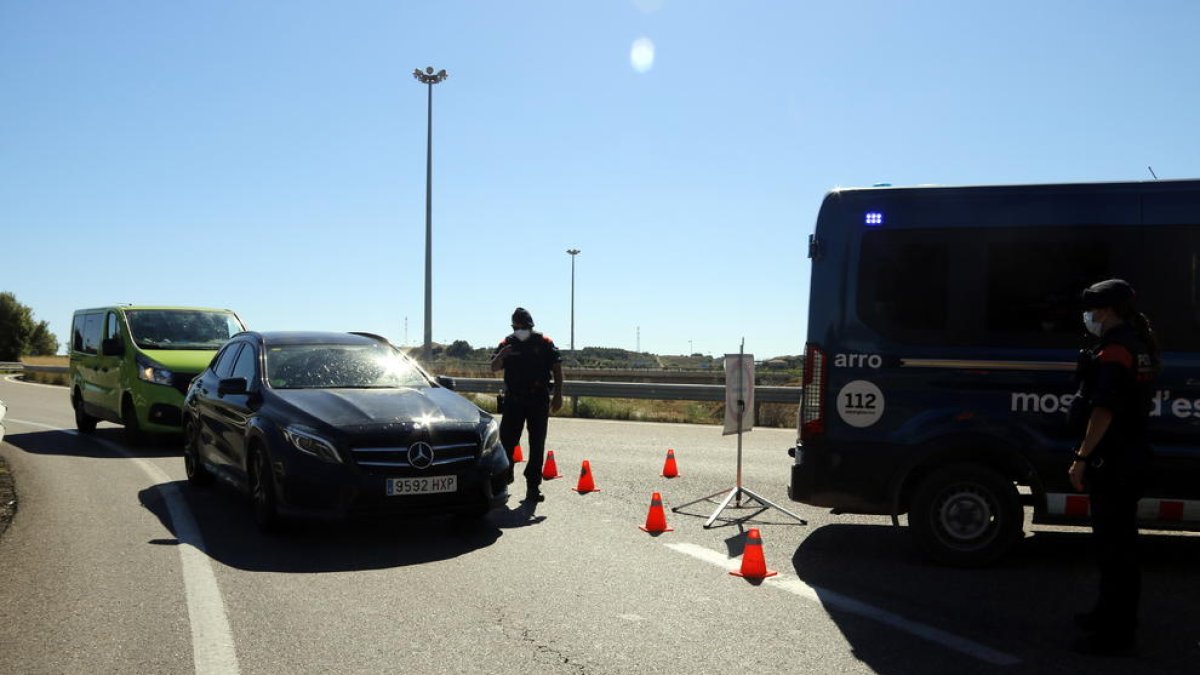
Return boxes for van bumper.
[788,441,895,515]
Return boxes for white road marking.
[664,541,1022,667]
[6,418,241,675]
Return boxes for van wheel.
[122,397,146,447]
[909,463,1023,568]
[183,419,214,487]
[249,447,279,532]
[73,390,97,434]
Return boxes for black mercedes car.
[182,331,510,530]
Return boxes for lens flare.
[630,37,655,73]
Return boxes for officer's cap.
[1081,278,1136,310]
[512,307,534,327]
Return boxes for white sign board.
[723,354,755,435]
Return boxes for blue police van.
[789,179,1200,566]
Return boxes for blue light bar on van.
[865,211,884,226]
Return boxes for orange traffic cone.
[572,460,600,493]
[730,528,777,579]
[639,491,674,533]
[512,444,524,463]
[542,450,560,480]
[661,448,680,478]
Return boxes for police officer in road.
[491,307,563,503]
[1068,279,1158,656]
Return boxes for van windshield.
[126,310,244,350]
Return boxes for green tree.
[0,293,58,360]
[445,339,473,359]
[28,320,59,356]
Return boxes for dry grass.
[19,355,69,386]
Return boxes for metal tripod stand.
[673,343,807,528]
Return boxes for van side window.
[105,312,120,342]
[72,315,87,352]
[986,235,1109,340]
[81,313,103,355]
[858,231,948,337]
[212,344,243,379]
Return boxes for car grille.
[349,431,480,474]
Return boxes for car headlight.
[136,355,173,386]
[481,418,501,457]
[282,426,343,464]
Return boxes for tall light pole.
[566,248,580,357]
[413,65,448,361]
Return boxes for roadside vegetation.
[3,321,800,428]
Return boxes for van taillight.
[800,342,826,441]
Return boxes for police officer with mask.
[491,307,563,503]
[1068,279,1158,656]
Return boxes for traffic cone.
[661,448,679,478]
[639,491,674,533]
[730,528,777,579]
[512,444,524,463]
[542,450,560,480]
[572,460,599,493]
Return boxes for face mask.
[1082,311,1103,337]
[514,329,532,342]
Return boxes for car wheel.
[183,419,214,487]
[909,463,1023,568]
[73,390,97,434]
[121,397,146,447]
[249,446,279,532]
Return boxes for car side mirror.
[217,377,248,396]
[436,375,456,391]
[101,337,125,357]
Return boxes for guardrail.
[5,365,802,406]
[451,377,802,404]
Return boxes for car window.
[126,310,244,350]
[212,343,243,379]
[81,313,103,355]
[230,344,257,383]
[105,312,120,342]
[266,343,428,390]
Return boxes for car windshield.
[266,343,429,390]
[126,310,245,350]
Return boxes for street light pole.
[413,66,448,362]
[566,249,580,356]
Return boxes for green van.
[69,306,246,444]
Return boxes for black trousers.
[1086,462,1143,637]
[499,395,550,490]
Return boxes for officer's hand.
[1069,460,1086,492]
[551,391,563,413]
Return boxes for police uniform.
[1073,320,1154,644]
[494,329,561,495]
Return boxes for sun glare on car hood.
[273,387,479,428]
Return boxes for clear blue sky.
[4,1,1199,359]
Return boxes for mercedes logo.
[407,442,434,470]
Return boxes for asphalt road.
[1,375,1198,674]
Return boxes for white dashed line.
[664,541,1021,667]
[6,418,240,675]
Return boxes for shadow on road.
[138,480,546,574]
[3,428,181,459]
[790,523,1200,674]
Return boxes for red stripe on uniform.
[1065,495,1091,517]
[1159,501,1185,521]
[1097,345,1133,369]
